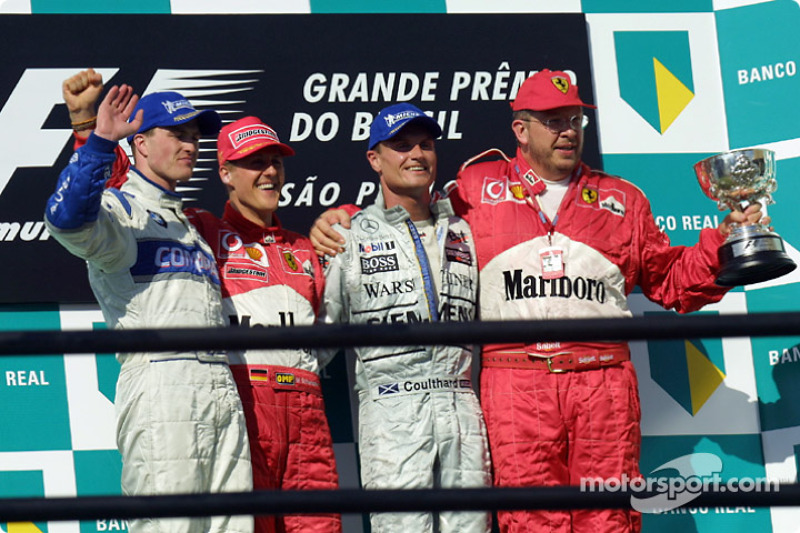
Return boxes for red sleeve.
[292,233,326,315]
[635,193,729,313]
[338,204,361,217]
[444,168,478,224]
[183,207,205,234]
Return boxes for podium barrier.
[2,313,798,522]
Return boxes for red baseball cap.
[218,116,295,165]
[510,69,596,111]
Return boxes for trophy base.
[716,230,797,286]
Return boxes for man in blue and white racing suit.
[45,83,252,533]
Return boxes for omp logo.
[614,32,695,134]
[0,68,263,203]
[646,311,726,415]
[275,372,295,385]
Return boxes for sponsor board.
[586,12,728,154]
[0,13,596,303]
[629,292,761,436]
[715,1,800,149]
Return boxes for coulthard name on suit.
[377,377,473,397]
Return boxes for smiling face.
[132,121,201,190]
[367,123,437,210]
[512,105,584,181]
[220,146,285,227]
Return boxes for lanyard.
[406,219,439,322]
[518,164,579,246]
[525,195,559,246]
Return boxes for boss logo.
[360,254,399,275]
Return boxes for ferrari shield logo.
[582,187,599,204]
[283,251,299,271]
[552,76,570,94]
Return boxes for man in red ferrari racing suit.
[63,71,340,533]
[186,116,341,533]
[445,69,766,533]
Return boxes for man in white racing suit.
[321,103,491,533]
[45,83,252,533]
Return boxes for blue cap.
[126,91,222,143]
[368,103,442,150]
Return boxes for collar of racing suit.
[373,188,456,226]
[126,166,184,212]
[512,146,585,198]
[222,200,284,244]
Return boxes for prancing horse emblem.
[283,251,299,271]
[551,76,570,94]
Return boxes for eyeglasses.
[521,114,589,133]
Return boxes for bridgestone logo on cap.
[230,125,279,148]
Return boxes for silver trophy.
[694,148,795,286]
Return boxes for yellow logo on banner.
[686,339,726,415]
[5,523,44,533]
[654,57,694,133]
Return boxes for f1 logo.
[0,68,120,200]
[0,67,262,200]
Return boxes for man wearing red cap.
[61,71,341,533]
[186,116,342,533]
[311,69,765,532]
[444,69,765,532]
